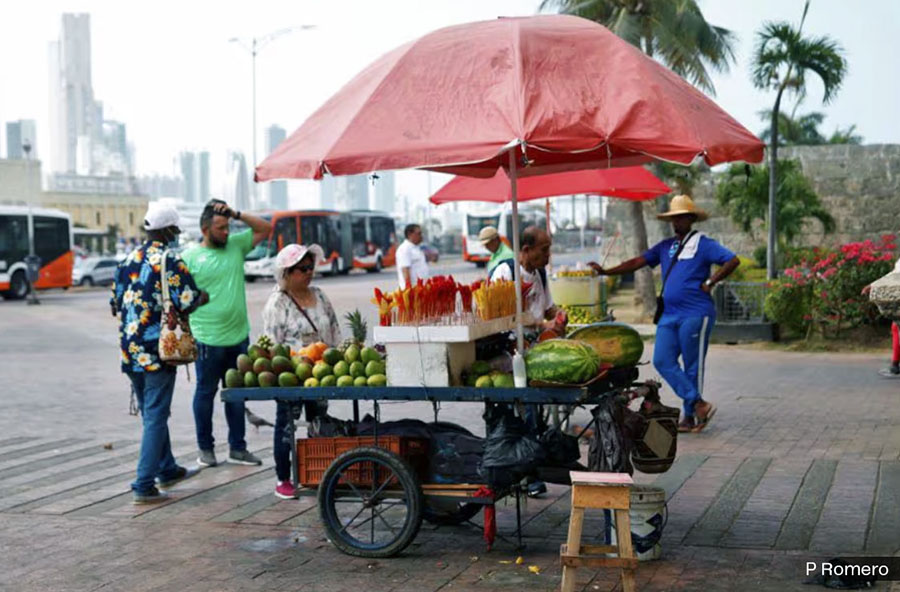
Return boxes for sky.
[1,0,898,209]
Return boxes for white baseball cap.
[275,243,326,269]
[143,204,181,231]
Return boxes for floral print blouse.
[110,241,200,372]
[262,286,341,349]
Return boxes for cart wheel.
[318,446,423,558]
[422,499,482,526]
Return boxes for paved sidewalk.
[1,296,899,591]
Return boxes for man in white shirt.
[489,226,566,336]
[396,224,430,289]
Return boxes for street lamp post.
[230,25,315,209]
[23,140,40,305]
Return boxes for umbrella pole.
[509,148,525,355]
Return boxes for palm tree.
[540,0,736,318]
[752,2,847,279]
[758,110,827,146]
[716,159,835,247]
[828,125,863,145]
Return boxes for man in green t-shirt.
[181,199,272,468]
[479,226,514,276]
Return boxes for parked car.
[72,257,119,286]
[419,243,440,263]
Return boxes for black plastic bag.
[539,426,581,467]
[587,395,633,475]
[479,403,546,488]
[355,418,485,485]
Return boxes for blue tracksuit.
[643,235,735,417]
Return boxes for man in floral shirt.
[111,204,208,503]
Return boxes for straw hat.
[477,226,500,244]
[656,194,708,222]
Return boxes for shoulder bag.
[653,231,696,325]
[158,250,198,364]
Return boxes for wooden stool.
[560,471,637,592]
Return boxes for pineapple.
[341,309,368,350]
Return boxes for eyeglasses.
[291,263,315,273]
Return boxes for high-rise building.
[178,151,210,203]
[198,152,210,202]
[334,174,369,211]
[179,152,196,202]
[320,176,335,209]
[264,125,288,209]
[373,171,395,213]
[224,151,251,212]
[49,13,99,174]
[5,120,37,160]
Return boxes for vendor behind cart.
[262,243,341,500]
[488,226,566,497]
[489,226,567,341]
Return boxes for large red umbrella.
[257,14,763,355]
[428,166,670,205]
[256,15,763,182]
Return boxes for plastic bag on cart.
[355,417,485,484]
[309,414,355,437]
[539,426,581,467]
[587,395,634,475]
[479,403,546,489]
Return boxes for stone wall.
[604,144,900,262]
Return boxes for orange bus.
[0,206,74,299]
[241,209,397,280]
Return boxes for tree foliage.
[541,0,736,95]
[716,159,835,245]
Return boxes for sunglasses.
[291,263,315,273]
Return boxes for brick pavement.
[2,292,899,591]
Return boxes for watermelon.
[567,322,644,368]
[524,339,600,384]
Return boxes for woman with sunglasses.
[262,244,341,499]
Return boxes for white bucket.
[606,485,667,561]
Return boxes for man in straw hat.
[589,195,740,433]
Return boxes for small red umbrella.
[428,166,670,205]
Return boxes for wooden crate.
[296,436,429,487]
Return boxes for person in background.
[395,223,429,289]
[262,244,341,499]
[181,199,272,468]
[862,257,900,376]
[479,225,514,276]
[589,195,740,433]
[111,204,208,504]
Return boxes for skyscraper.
[198,152,210,202]
[49,14,99,174]
[373,171,395,213]
[5,120,37,159]
[265,125,288,209]
[180,152,196,202]
[224,151,251,212]
[334,175,369,211]
[320,176,335,209]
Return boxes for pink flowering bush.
[764,235,897,338]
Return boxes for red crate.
[296,436,429,487]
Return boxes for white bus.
[462,204,547,267]
[0,206,74,299]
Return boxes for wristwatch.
[233,210,241,220]
[704,279,714,289]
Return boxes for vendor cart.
[220,366,675,559]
